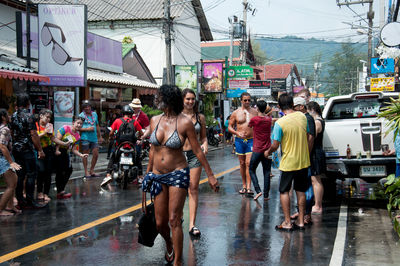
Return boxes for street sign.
[249,80,271,87]
[370,58,395,74]
[227,66,253,79]
[229,79,249,88]
[370,77,395,91]
[247,89,271,96]
[226,88,247,98]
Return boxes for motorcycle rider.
[101,105,143,187]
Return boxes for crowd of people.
[225,89,326,231]
[0,87,327,265]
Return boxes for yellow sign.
[370,77,395,91]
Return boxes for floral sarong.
[142,167,190,197]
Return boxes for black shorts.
[279,168,309,193]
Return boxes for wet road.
[0,147,398,265]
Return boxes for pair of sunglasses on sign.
[41,22,83,66]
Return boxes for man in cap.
[79,100,104,178]
[129,98,149,182]
[265,94,311,231]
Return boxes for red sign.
[249,80,271,87]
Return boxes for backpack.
[116,118,137,144]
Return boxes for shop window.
[90,88,119,100]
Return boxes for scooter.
[112,141,138,189]
[207,126,220,147]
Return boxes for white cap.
[293,97,306,106]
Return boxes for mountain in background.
[254,36,369,92]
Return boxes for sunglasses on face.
[242,99,251,102]
[41,22,83,66]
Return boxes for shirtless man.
[228,92,257,195]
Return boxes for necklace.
[84,112,95,125]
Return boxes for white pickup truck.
[322,92,398,181]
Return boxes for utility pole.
[337,0,374,77]
[241,0,248,66]
[229,17,235,66]
[164,0,172,84]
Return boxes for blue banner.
[226,88,247,98]
[371,58,395,74]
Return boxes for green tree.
[327,42,366,95]
[251,40,269,65]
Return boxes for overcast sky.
[201,0,386,42]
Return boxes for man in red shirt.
[248,100,272,201]
[101,105,142,187]
[129,98,149,182]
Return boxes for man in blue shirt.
[79,101,104,178]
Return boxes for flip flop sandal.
[290,213,299,220]
[189,226,201,237]
[292,223,305,231]
[246,190,254,195]
[238,188,247,194]
[275,223,293,232]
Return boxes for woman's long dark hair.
[182,88,199,114]
[307,101,322,116]
[0,108,8,124]
[158,85,184,115]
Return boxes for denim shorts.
[80,140,98,151]
[184,150,201,169]
[0,156,10,175]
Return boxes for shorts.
[184,150,201,169]
[235,138,253,155]
[80,140,98,151]
[0,156,10,175]
[310,148,326,176]
[279,168,308,193]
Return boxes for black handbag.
[138,192,158,247]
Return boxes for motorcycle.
[112,141,138,189]
[207,126,221,147]
[140,137,151,160]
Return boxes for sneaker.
[101,176,112,187]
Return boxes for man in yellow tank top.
[265,94,311,231]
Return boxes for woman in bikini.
[0,109,22,215]
[181,89,207,237]
[142,85,219,266]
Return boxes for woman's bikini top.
[149,115,183,149]
[194,114,201,134]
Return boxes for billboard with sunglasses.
[38,4,87,87]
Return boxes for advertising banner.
[270,79,286,91]
[227,66,253,79]
[202,62,223,93]
[87,33,122,73]
[249,80,271,88]
[17,13,121,74]
[38,4,87,86]
[370,77,395,91]
[247,89,271,96]
[226,88,247,98]
[371,57,395,74]
[54,91,74,131]
[174,65,197,91]
[229,80,249,88]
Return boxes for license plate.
[120,157,133,165]
[360,165,386,177]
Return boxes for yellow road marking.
[0,165,239,263]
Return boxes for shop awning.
[0,69,50,83]
[87,69,159,89]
